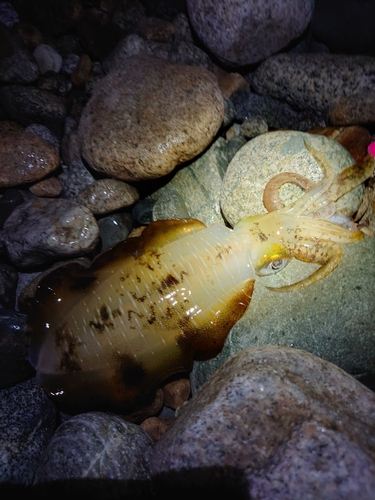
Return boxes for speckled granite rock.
[34,412,154,483]
[186,0,314,66]
[0,377,57,485]
[78,55,224,181]
[192,234,375,392]
[0,85,67,137]
[252,53,375,117]
[151,137,229,226]
[221,130,363,226]
[0,130,60,188]
[152,346,375,499]
[1,197,99,267]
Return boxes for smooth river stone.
[220,130,363,226]
[78,54,224,181]
[0,130,60,188]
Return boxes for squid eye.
[258,258,290,276]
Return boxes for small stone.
[61,53,81,75]
[24,123,60,151]
[140,416,173,443]
[0,130,60,188]
[78,54,224,181]
[139,16,175,42]
[76,178,139,215]
[33,43,63,74]
[213,65,250,99]
[152,346,375,498]
[37,72,73,95]
[71,53,92,87]
[163,378,191,409]
[29,176,63,197]
[1,197,99,267]
[0,377,57,485]
[58,159,95,200]
[34,412,154,483]
[240,115,268,139]
[0,1,19,28]
[131,199,156,226]
[98,212,133,251]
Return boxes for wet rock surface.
[78,54,224,181]
[153,346,375,499]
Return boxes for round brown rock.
[0,130,60,188]
[78,55,224,181]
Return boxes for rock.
[29,176,63,197]
[0,1,19,28]
[192,234,375,393]
[0,309,34,389]
[0,377,57,485]
[252,53,375,117]
[186,0,314,66]
[172,12,194,43]
[131,199,156,226]
[0,85,67,137]
[163,378,191,410]
[213,65,250,99]
[33,43,63,74]
[229,89,323,131]
[152,346,375,499]
[221,130,364,226]
[0,130,60,188]
[0,24,40,84]
[140,416,173,443]
[0,188,27,228]
[76,178,139,215]
[1,197,99,267]
[34,412,154,483]
[139,16,175,42]
[311,0,375,55]
[0,262,18,308]
[58,159,95,200]
[328,92,375,126]
[240,116,268,139]
[309,125,372,165]
[151,137,228,226]
[78,55,224,181]
[24,123,60,151]
[97,212,133,251]
[70,53,92,87]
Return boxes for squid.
[26,141,374,414]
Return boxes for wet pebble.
[0,130,60,188]
[29,176,63,197]
[1,197,99,267]
[153,346,375,498]
[240,115,268,139]
[34,411,154,483]
[79,54,224,181]
[76,178,139,215]
[0,377,57,485]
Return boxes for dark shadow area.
[0,465,249,500]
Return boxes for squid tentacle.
[266,240,343,292]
